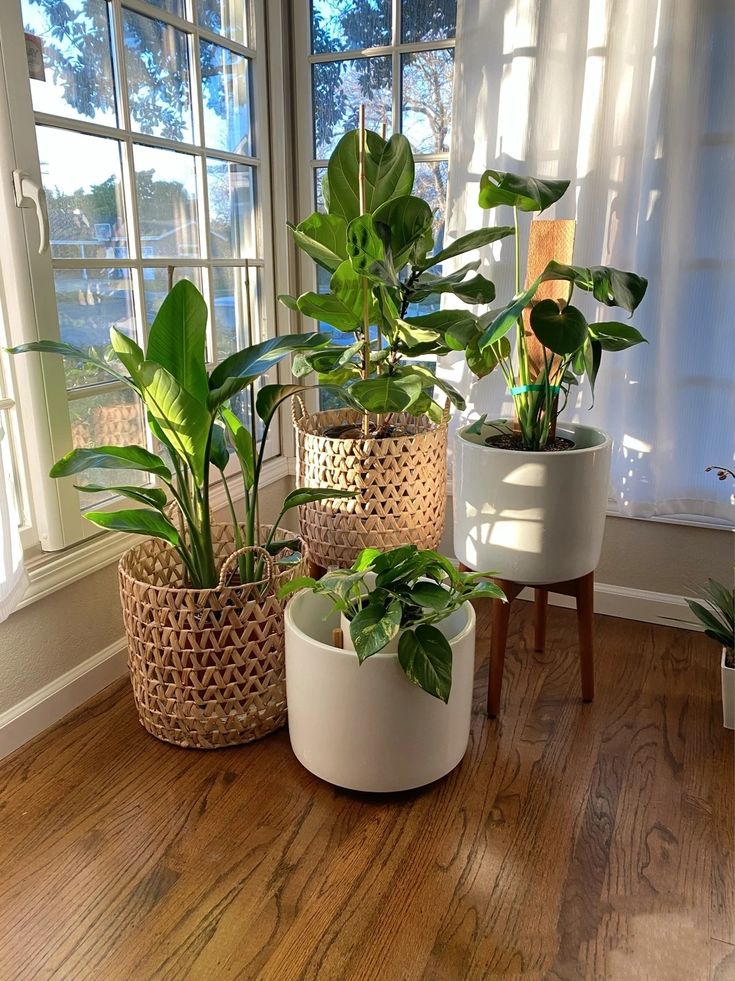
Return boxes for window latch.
[12,170,49,255]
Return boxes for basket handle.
[292,394,307,425]
[442,398,451,423]
[218,546,274,589]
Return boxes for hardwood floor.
[0,602,732,980]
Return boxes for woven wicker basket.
[119,525,297,749]
[293,397,449,569]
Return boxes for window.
[0,0,278,550]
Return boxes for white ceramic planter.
[285,591,476,792]
[722,648,735,730]
[453,420,612,584]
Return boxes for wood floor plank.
[0,602,731,980]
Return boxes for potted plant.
[280,545,504,791]
[283,117,513,570]
[9,280,352,748]
[453,171,648,584]
[687,578,734,729]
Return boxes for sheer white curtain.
[0,418,26,622]
[441,0,734,522]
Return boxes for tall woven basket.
[119,526,296,749]
[293,397,449,569]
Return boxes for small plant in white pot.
[687,579,735,729]
[453,171,649,584]
[280,546,503,792]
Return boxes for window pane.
[311,0,391,54]
[207,159,256,257]
[314,167,327,211]
[134,145,200,258]
[414,160,448,250]
[212,266,259,359]
[313,56,392,158]
[37,128,128,260]
[55,268,136,388]
[401,49,454,153]
[123,10,193,143]
[197,0,249,46]
[144,267,204,325]
[143,0,186,16]
[22,0,117,126]
[200,43,252,154]
[401,0,457,42]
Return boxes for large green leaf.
[478,171,570,213]
[588,321,647,352]
[409,260,481,301]
[208,333,330,406]
[350,375,422,413]
[84,508,181,545]
[280,486,356,513]
[540,261,648,314]
[406,581,452,611]
[401,310,479,348]
[350,596,403,663]
[220,406,254,488]
[110,327,144,379]
[423,225,515,267]
[452,274,496,305]
[395,363,465,409]
[138,362,212,481]
[529,300,589,356]
[327,130,414,221]
[50,445,172,480]
[478,277,541,351]
[290,212,348,272]
[6,340,130,385]
[72,483,168,509]
[295,291,362,332]
[372,195,433,268]
[146,279,208,403]
[209,423,230,472]
[397,624,453,702]
[345,214,386,277]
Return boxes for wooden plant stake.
[358,105,372,437]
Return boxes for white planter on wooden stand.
[285,590,476,792]
[722,648,735,730]
[453,420,612,583]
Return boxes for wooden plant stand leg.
[574,571,595,702]
[488,579,523,719]
[306,558,327,580]
[534,588,548,652]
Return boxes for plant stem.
[244,259,260,580]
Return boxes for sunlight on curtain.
[0,302,26,621]
[441,0,735,523]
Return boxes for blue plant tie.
[509,384,561,396]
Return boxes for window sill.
[18,456,295,610]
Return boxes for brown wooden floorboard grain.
[0,601,731,981]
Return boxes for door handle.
[12,169,49,254]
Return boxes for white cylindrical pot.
[285,591,476,792]
[722,648,735,730]
[453,420,612,584]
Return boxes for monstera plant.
[281,127,514,432]
[8,280,351,587]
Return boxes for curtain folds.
[0,418,26,622]
[441,0,734,523]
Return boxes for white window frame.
[0,0,293,561]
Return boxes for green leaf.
[350,596,403,663]
[583,338,602,399]
[209,423,230,472]
[394,363,465,409]
[706,579,734,620]
[409,261,480,301]
[146,279,208,403]
[280,486,356,513]
[478,277,541,351]
[208,333,330,407]
[466,335,510,379]
[372,195,433,268]
[50,445,172,480]
[110,327,144,379]
[588,321,647,352]
[540,261,648,314]
[278,575,319,600]
[85,507,181,545]
[6,340,130,385]
[423,226,515,267]
[278,293,300,312]
[452,273,496,305]
[290,212,348,272]
[220,406,254,488]
[406,581,452,610]
[349,375,422,413]
[295,291,362,332]
[326,130,414,222]
[353,547,382,571]
[138,362,212,481]
[72,484,168,509]
[529,300,589,356]
[478,171,570,213]
[345,214,386,276]
[401,310,480,351]
[397,625,453,702]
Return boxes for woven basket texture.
[119,525,298,750]
[294,404,448,569]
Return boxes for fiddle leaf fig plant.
[469,170,649,450]
[279,544,505,701]
[282,127,515,430]
[8,280,354,588]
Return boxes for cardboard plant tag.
[25,33,45,82]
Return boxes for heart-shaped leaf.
[327,130,414,221]
[397,624,453,702]
[350,596,403,662]
[479,171,570,213]
[530,300,589,355]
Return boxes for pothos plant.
[281,124,515,433]
[466,171,649,450]
[280,544,504,701]
[8,280,353,588]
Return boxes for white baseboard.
[518,581,700,631]
[0,638,127,761]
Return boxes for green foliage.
[687,579,734,655]
[279,545,505,701]
[8,280,350,588]
[471,170,649,450]
[285,127,513,420]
